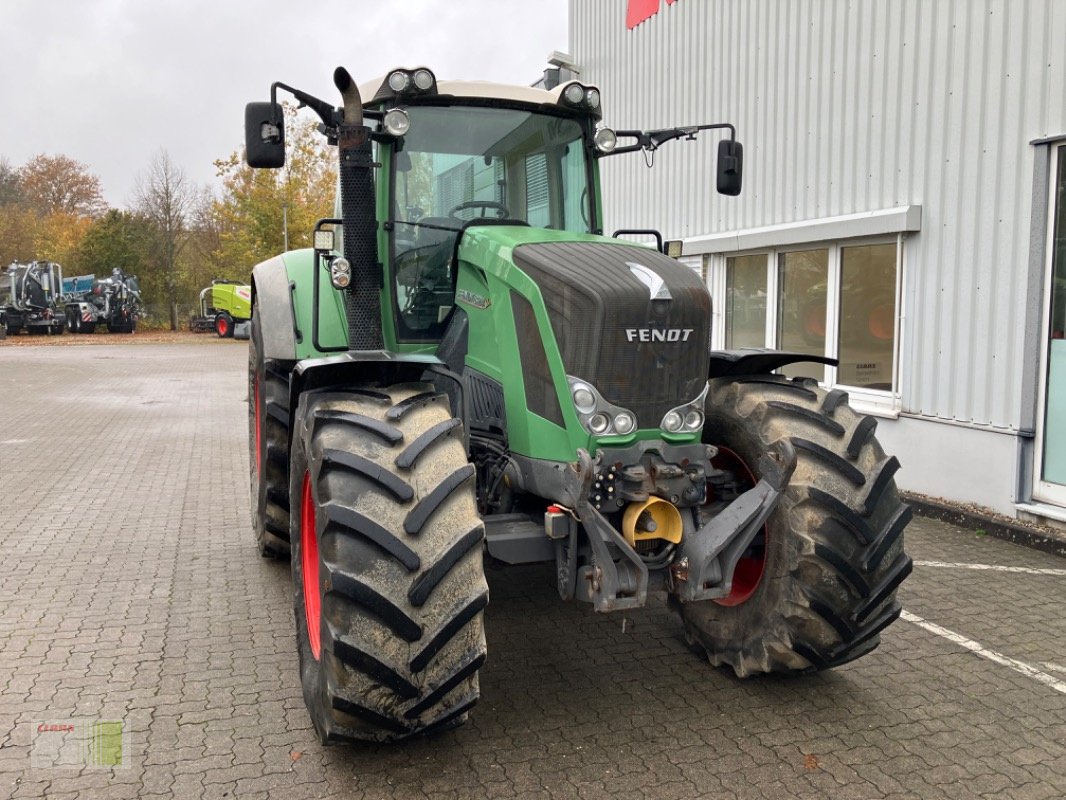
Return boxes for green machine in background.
[189,280,252,337]
[243,66,913,743]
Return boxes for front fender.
[251,257,299,361]
[287,351,462,451]
[708,349,837,379]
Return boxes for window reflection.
[725,254,768,349]
[777,249,828,382]
[838,244,897,390]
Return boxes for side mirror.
[716,139,743,196]
[245,102,286,168]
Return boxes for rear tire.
[83,322,96,334]
[248,301,293,558]
[290,383,488,743]
[678,376,913,676]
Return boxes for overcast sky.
[0,0,570,208]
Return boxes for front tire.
[290,383,488,743]
[248,301,293,558]
[216,312,234,338]
[678,376,913,676]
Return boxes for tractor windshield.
[390,106,593,339]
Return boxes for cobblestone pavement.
[2,342,1065,800]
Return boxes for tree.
[135,150,196,330]
[212,106,336,271]
[77,210,154,277]
[19,154,107,218]
[0,204,37,265]
[0,158,22,206]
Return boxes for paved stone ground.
[1,342,1065,800]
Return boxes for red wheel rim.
[301,470,322,660]
[804,305,826,338]
[218,318,228,336]
[254,374,262,478]
[868,304,893,341]
[710,446,767,606]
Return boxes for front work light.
[313,229,335,251]
[594,127,617,153]
[412,68,435,91]
[564,83,585,104]
[387,71,411,92]
[383,108,410,137]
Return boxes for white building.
[569,0,1066,526]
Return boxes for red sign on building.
[626,0,679,30]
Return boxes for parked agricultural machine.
[64,268,141,333]
[190,280,252,337]
[244,66,913,743]
[2,261,67,335]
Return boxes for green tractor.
[245,66,913,743]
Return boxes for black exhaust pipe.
[333,67,382,350]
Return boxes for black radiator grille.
[512,242,710,427]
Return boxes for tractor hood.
[510,240,710,429]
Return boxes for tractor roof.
[357,68,602,119]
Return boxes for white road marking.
[1043,662,1066,675]
[900,610,1066,696]
[913,560,1066,576]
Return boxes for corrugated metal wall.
[570,0,1066,430]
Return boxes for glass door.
[1036,144,1066,504]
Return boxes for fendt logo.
[625,328,694,343]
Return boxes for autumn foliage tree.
[0,154,107,268]
[18,154,107,218]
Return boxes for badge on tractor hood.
[625,328,694,342]
[627,262,672,301]
[457,289,490,309]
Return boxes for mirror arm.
[270,81,340,129]
[598,123,736,158]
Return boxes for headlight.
[572,384,596,414]
[387,71,410,92]
[586,88,600,109]
[661,383,709,434]
[330,258,352,289]
[383,108,410,137]
[567,375,639,437]
[594,127,617,153]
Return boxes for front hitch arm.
[565,450,649,612]
[672,440,797,604]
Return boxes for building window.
[838,243,897,390]
[777,249,829,383]
[724,254,768,348]
[714,238,902,400]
